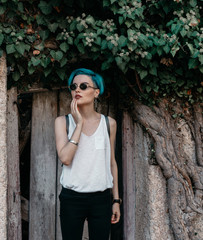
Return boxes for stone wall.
[0,54,7,239]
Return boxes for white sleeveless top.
[60,114,113,192]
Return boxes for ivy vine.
[0,0,202,104]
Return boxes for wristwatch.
[112,198,122,205]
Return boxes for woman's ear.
[95,89,100,98]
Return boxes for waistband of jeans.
[61,187,111,196]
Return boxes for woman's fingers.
[70,98,83,125]
[111,212,120,224]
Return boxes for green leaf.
[198,55,203,65]
[18,65,25,76]
[188,58,198,69]
[180,28,187,37]
[134,20,142,29]
[77,43,85,54]
[50,50,63,61]
[25,44,30,52]
[4,27,12,34]
[12,71,20,81]
[70,21,76,31]
[56,69,66,80]
[76,24,84,32]
[18,2,24,13]
[118,35,127,47]
[60,42,69,52]
[199,66,203,74]
[39,30,49,40]
[145,53,152,60]
[110,0,117,3]
[36,15,46,25]
[67,37,73,45]
[28,65,35,74]
[189,0,197,7]
[0,34,4,46]
[140,70,148,79]
[186,43,194,54]
[125,20,133,28]
[48,23,58,33]
[31,57,41,66]
[149,67,157,76]
[44,68,52,77]
[41,57,50,68]
[101,60,111,71]
[101,40,107,50]
[119,16,124,25]
[0,5,6,15]
[34,43,44,51]
[140,59,149,68]
[146,85,151,93]
[163,44,170,54]
[15,42,26,55]
[172,113,177,119]
[171,46,180,57]
[85,16,95,25]
[157,47,163,56]
[6,44,16,54]
[197,88,202,93]
[38,1,52,15]
[60,57,68,67]
[95,37,101,45]
[103,0,109,7]
[55,51,63,61]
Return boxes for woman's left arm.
[109,117,121,224]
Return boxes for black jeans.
[59,187,112,240]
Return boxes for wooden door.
[29,89,118,239]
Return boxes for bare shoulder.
[55,115,66,127]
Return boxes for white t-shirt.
[60,114,113,192]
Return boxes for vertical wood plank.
[0,53,8,240]
[56,90,71,240]
[122,112,136,240]
[29,91,57,240]
[7,87,22,240]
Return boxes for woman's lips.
[75,95,82,99]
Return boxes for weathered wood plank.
[122,112,136,240]
[29,91,57,240]
[0,53,8,240]
[56,90,72,240]
[7,87,22,240]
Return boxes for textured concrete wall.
[0,54,7,239]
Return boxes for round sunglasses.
[69,82,98,91]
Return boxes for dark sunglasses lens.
[80,83,88,90]
[70,84,77,90]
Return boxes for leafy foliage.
[0,0,202,104]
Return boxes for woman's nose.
[75,85,80,92]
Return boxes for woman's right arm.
[54,99,83,165]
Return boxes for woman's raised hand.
[71,98,83,126]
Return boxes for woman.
[55,68,121,240]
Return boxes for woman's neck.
[78,104,99,120]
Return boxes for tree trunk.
[131,99,203,240]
